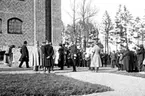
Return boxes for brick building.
[0,0,63,47]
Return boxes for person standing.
[90,42,102,72]
[121,47,131,72]
[19,41,30,68]
[44,41,54,73]
[137,44,145,72]
[4,45,15,67]
[58,44,65,70]
[69,43,77,72]
[110,51,117,68]
[32,41,40,71]
[40,42,46,70]
[49,42,54,71]
[119,52,124,70]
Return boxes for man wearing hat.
[19,41,30,68]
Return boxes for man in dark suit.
[69,43,77,72]
[19,41,30,68]
[58,43,65,70]
[44,41,54,73]
[49,42,54,71]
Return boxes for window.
[0,19,2,33]
[8,18,22,34]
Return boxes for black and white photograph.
[0,0,145,96]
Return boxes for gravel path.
[57,71,145,96]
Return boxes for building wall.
[0,0,62,47]
[0,0,34,46]
[36,0,46,44]
[51,0,63,46]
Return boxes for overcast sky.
[61,0,145,26]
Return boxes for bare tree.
[78,0,98,39]
[64,0,98,50]
[101,11,113,53]
[64,0,79,44]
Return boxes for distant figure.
[4,45,15,67]
[44,41,54,73]
[49,42,54,71]
[137,44,145,72]
[69,43,77,72]
[19,41,30,68]
[110,51,117,68]
[90,42,102,72]
[118,52,124,70]
[40,42,46,69]
[58,43,65,70]
[121,47,135,72]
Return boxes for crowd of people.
[2,40,103,73]
[2,40,145,73]
[17,40,79,73]
[101,45,145,72]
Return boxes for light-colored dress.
[90,45,102,67]
[31,46,40,70]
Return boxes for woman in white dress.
[90,42,102,72]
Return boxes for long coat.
[44,44,54,67]
[40,45,45,67]
[137,47,144,67]
[90,45,102,68]
[58,46,65,67]
[19,45,29,62]
[128,51,135,72]
[33,46,40,67]
[122,50,130,71]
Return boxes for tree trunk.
[106,32,109,54]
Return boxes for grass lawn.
[0,73,113,96]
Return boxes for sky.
[61,0,145,26]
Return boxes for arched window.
[8,18,22,34]
[0,19,2,33]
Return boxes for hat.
[24,41,27,44]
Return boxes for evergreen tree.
[114,5,133,49]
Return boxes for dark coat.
[40,45,45,67]
[122,50,135,72]
[122,50,130,71]
[129,51,135,72]
[44,44,54,67]
[19,45,29,61]
[137,47,145,65]
[69,44,77,59]
[58,46,65,68]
